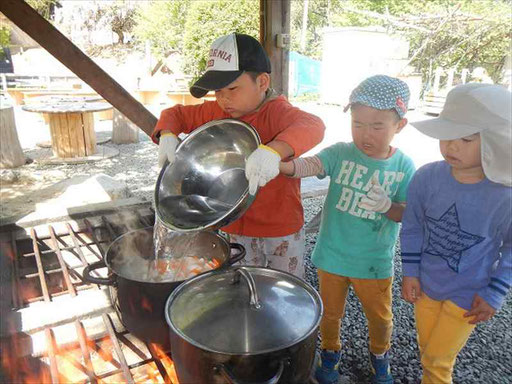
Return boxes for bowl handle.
[227,243,246,265]
[82,260,116,286]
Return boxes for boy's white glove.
[158,133,179,168]
[245,144,281,195]
[358,175,392,213]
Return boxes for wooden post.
[433,67,443,93]
[112,109,139,144]
[446,67,456,89]
[0,106,26,168]
[261,0,290,97]
[0,0,157,138]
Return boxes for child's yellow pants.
[318,269,393,354]
[414,294,476,384]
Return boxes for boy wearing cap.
[152,33,325,277]
[401,83,511,384]
[280,75,415,384]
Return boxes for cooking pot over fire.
[165,266,323,383]
[82,226,245,347]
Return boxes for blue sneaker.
[370,351,393,384]
[314,349,341,384]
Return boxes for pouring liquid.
[150,193,233,282]
[150,216,219,282]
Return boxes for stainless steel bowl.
[155,119,261,231]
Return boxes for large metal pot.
[155,119,261,232]
[82,227,245,348]
[165,266,323,383]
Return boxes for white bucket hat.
[412,83,512,186]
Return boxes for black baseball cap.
[190,33,271,98]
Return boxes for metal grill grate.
[0,203,178,383]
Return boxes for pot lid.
[165,267,323,355]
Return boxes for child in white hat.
[401,83,511,384]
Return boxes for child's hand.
[158,132,179,168]
[245,145,281,195]
[358,175,392,213]
[402,276,422,303]
[464,294,496,324]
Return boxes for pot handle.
[227,242,246,265]
[232,267,260,309]
[82,260,116,286]
[214,358,288,384]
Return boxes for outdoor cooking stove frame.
[0,203,177,384]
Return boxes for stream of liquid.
[148,193,234,282]
[147,215,225,282]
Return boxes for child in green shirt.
[280,75,415,384]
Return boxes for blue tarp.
[289,51,321,97]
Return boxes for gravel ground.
[302,196,512,384]
[0,130,161,220]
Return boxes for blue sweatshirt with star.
[400,161,512,311]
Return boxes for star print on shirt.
[424,203,485,272]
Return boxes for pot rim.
[104,226,231,284]
[154,118,261,232]
[164,266,324,355]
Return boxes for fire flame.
[150,343,180,384]
[1,336,52,383]
[1,224,180,383]
[0,329,180,383]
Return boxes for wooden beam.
[261,0,290,97]
[0,0,157,137]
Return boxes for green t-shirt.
[312,142,415,279]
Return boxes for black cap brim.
[190,70,243,98]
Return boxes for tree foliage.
[0,27,10,47]
[290,0,329,59]
[181,0,259,80]
[105,3,137,45]
[290,0,511,82]
[83,1,137,45]
[23,0,508,85]
[133,0,191,58]
[26,0,60,20]
[132,0,258,81]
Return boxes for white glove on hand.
[158,133,179,168]
[358,175,392,213]
[245,145,281,195]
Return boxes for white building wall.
[320,27,409,105]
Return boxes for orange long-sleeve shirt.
[152,94,325,237]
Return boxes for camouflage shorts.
[226,228,305,279]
